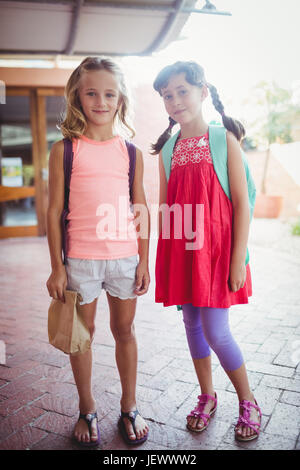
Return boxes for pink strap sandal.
[235,398,262,441]
[186,392,217,433]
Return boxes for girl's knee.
[203,326,230,350]
[84,322,96,342]
[77,299,98,342]
[110,322,136,343]
[201,307,231,349]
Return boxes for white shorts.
[65,255,139,305]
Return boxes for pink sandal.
[235,398,262,441]
[186,392,217,433]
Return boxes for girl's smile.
[174,108,187,116]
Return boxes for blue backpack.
[162,124,256,311]
[161,124,256,267]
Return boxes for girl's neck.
[83,124,116,142]
[179,117,209,140]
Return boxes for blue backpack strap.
[241,149,256,222]
[209,124,256,265]
[161,130,180,181]
[208,125,231,200]
[208,124,256,222]
[62,138,73,265]
[125,140,136,203]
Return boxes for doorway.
[0,87,65,238]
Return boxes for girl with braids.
[46,57,150,447]
[152,61,261,442]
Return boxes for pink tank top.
[66,135,138,259]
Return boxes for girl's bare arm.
[227,132,250,292]
[46,140,67,302]
[131,148,150,295]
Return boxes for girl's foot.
[74,413,99,444]
[120,409,149,442]
[186,392,217,432]
[74,399,99,444]
[235,394,262,441]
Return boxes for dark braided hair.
[151,61,245,154]
[151,117,177,155]
[207,82,245,142]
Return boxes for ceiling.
[0,0,202,57]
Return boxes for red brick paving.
[0,223,300,451]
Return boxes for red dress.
[155,131,252,308]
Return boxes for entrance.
[0,87,64,238]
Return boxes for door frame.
[0,86,64,238]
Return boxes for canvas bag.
[48,290,91,355]
[61,137,137,264]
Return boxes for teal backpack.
[161,124,256,309]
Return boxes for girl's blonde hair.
[59,57,135,140]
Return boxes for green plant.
[246,81,300,194]
[23,165,34,186]
[291,218,300,236]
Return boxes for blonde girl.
[46,57,150,447]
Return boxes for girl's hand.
[46,265,68,303]
[135,261,150,296]
[229,260,246,292]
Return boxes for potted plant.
[248,81,299,218]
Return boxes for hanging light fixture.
[201,1,217,11]
[183,1,232,16]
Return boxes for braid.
[207,83,245,142]
[151,117,177,155]
[207,83,225,116]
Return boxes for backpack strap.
[241,149,256,222]
[208,125,256,265]
[161,130,180,181]
[61,138,73,265]
[63,138,73,209]
[125,140,137,203]
[208,125,256,222]
[208,125,231,200]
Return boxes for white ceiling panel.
[0,0,199,57]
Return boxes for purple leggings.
[182,304,244,372]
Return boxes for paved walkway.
[0,219,299,451]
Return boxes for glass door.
[0,90,38,237]
[0,87,65,239]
